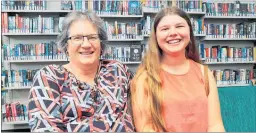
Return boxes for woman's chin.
[79,59,96,65]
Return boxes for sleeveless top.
[161,59,208,132]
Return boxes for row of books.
[199,44,256,62]
[2,69,38,88]
[102,45,142,62]
[104,21,143,40]
[2,0,256,17]
[62,0,142,15]
[2,42,67,61]
[2,13,255,36]
[2,13,56,33]
[205,1,256,17]
[141,15,205,35]
[205,22,256,39]
[1,0,47,10]
[190,17,205,35]
[213,68,256,86]
[142,0,204,12]
[2,102,28,123]
[2,13,145,35]
[3,67,254,90]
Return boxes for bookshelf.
[204,16,256,19]
[7,59,69,63]
[1,0,255,130]
[2,10,71,13]
[144,33,206,37]
[3,121,29,125]
[204,61,256,64]
[203,38,256,41]
[6,59,140,64]
[2,33,60,36]
[3,86,31,91]
[217,84,250,88]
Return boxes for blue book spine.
[2,1,5,10]
[242,47,247,61]
[22,70,27,86]
[11,70,15,85]
[45,43,49,57]
[200,43,205,59]
[14,44,18,58]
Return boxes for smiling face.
[156,15,190,56]
[67,19,101,66]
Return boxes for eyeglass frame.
[67,34,101,45]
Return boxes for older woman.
[28,11,135,132]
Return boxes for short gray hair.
[57,11,107,54]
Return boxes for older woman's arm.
[207,69,226,132]
[28,67,66,132]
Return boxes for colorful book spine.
[104,21,143,40]
[4,15,57,33]
[101,45,142,62]
[205,1,256,17]
[212,68,254,86]
[205,22,256,39]
[2,102,28,122]
[199,44,256,63]
[2,42,68,61]
[2,0,47,10]
[1,69,39,88]
[142,0,203,12]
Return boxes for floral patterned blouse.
[28,60,135,132]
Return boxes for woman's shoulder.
[189,59,206,73]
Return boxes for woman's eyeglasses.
[68,34,100,45]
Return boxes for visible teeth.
[168,40,180,44]
[80,52,93,55]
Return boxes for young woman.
[131,7,225,132]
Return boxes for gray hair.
[57,11,107,54]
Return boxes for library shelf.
[3,86,31,90]
[204,61,256,64]
[217,84,250,87]
[204,15,256,19]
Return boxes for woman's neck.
[161,51,190,75]
[65,61,100,84]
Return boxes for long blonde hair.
[131,7,200,131]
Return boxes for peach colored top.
[161,59,208,132]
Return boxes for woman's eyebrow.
[158,24,170,28]
[175,22,186,25]
[69,33,84,37]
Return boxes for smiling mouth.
[167,39,181,44]
[79,51,94,55]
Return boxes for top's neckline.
[161,59,191,76]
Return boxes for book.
[128,1,142,15]
[130,44,142,62]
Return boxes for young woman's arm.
[131,72,156,132]
[207,69,226,132]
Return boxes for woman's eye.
[162,28,169,31]
[177,26,184,28]
[73,36,83,40]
